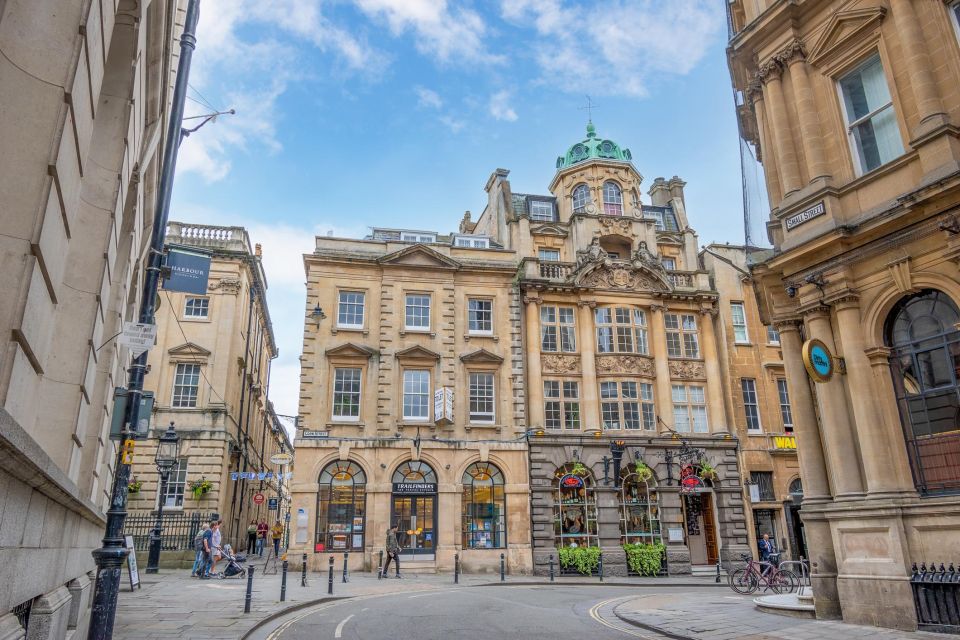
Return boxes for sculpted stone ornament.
[599,217,633,236]
[669,360,706,380]
[208,277,241,294]
[542,354,581,374]
[576,237,608,269]
[631,241,663,273]
[596,354,654,376]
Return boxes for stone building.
[728,0,960,630]
[504,124,750,576]
[127,222,290,552]
[290,229,530,574]
[0,0,186,637]
[702,245,804,561]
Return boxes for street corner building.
[125,222,293,564]
[728,0,960,631]
[0,1,189,637]
[289,222,531,575]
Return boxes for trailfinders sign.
[392,482,437,495]
[802,338,834,383]
[785,201,826,231]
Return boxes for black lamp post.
[146,422,181,573]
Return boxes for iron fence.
[124,511,213,551]
[911,562,960,633]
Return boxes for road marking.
[334,614,354,638]
[409,589,460,599]
[588,596,660,639]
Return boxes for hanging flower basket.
[127,480,142,494]
[634,461,654,483]
[698,459,718,481]
[570,462,589,477]
[188,478,212,499]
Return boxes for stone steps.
[754,592,817,619]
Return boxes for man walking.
[759,533,776,577]
[199,520,218,579]
[191,523,209,577]
[381,524,402,578]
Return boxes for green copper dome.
[556,123,633,169]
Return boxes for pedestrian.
[271,520,283,558]
[257,519,268,556]
[209,519,223,576]
[191,523,209,577]
[199,520,217,579]
[759,532,776,576]
[381,524,402,578]
[246,519,258,555]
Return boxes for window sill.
[465,333,498,342]
[400,329,434,337]
[328,419,363,426]
[181,317,211,323]
[332,326,368,336]
[734,341,753,347]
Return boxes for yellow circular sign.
[802,338,834,383]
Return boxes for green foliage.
[127,480,142,494]
[634,461,653,482]
[558,546,601,575]
[570,462,589,477]
[623,542,665,576]
[699,459,717,480]
[188,478,212,499]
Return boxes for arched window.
[620,468,661,545]
[603,181,623,216]
[393,460,437,483]
[461,462,506,549]
[788,478,803,498]
[553,463,598,549]
[572,184,590,213]
[316,461,366,552]
[886,289,960,495]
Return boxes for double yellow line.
[588,596,662,639]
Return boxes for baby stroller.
[219,544,247,579]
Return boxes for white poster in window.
[749,484,760,503]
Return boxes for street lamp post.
[146,423,181,573]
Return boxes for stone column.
[649,304,674,429]
[525,295,544,428]
[864,346,918,495]
[804,307,865,498]
[578,301,600,429]
[759,60,802,195]
[890,0,945,128]
[781,42,829,182]
[698,306,727,432]
[748,86,783,204]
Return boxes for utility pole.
[87,1,201,638]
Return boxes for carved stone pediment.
[325,342,377,359]
[168,342,211,361]
[669,360,706,380]
[541,354,581,374]
[395,345,441,361]
[595,354,654,376]
[574,263,670,292]
[598,217,635,236]
[808,7,886,68]
[531,224,568,237]
[378,245,461,270]
[459,348,504,364]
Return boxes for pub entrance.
[391,460,438,556]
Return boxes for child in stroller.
[217,544,247,579]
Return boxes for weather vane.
[578,95,600,123]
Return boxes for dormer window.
[454,236,489,248]
[603,182,622,216]
[529,200,556,222]
[572,184,590,213]
[401,232,436,243]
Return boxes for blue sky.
[171,0,755,420]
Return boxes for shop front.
[391,460,438,557]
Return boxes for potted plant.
[623,542,665,576]
[127,479,142,494]
[558,546,602,575]
[634,461,654,483]
[699,459,718,481]
[188,477,213,499]
[570,462,589,477]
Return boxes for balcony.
[166,221,252,254]
[524,259,705,292]
[666,271,695,288]
[538,261,576,280]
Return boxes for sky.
[170,0,758,423]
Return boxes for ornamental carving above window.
[541,354,581,374]
[668,360,706,380]
[595,354,654,376]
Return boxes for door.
[701,493,719,565]
[392,495,436,554]
[683,494,708,565]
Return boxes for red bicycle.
[728,553,798,594]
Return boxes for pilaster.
[577,300,599,429]
[524,295,544,428]
[779,40,829,182]
[649,304,674,428]
[758,59,802,195]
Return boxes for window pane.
[468,299,492,333]
[742,378,761,431]
[469,373,495,422]
[172,363,200,408]
[184,297,209,318]
[777,379,793,431]
[572,184,590,213]
[545,401,561,429]
[403,370,430,419]
[767,325,780,344]
[673,406,690,432]
[600,382,619,399]
[539,249,560,261]
[530,200,555,222]
[405,294,431,329]
[666,333,682,358]
[623,402,640,429]
[595,308,612,324]
[684,333,700,358]
[544,381,560,398]
[542,326,558,352]
[664,314,679,330]
[597,327,614,353]
[602,402,621,429]
[338,291,365,327]
[333,368,362,418]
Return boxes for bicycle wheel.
[771,569,799,594]
[728,568,758,594]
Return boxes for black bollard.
[500,552,506,582]
[599,551,604,582]
[327,555,334,595]
[343,552,349,583]
[454,553,460,584]
[301,553,307,587]
[549,554,555,582]
[378,550,384,580]
[715,559,722,584]
[244,566,255,614]
[280,560,288,602]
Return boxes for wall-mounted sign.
[392,482,437,495]
[109,388,155,440]
[667,527,684,543]
[785,201,826,231]
[773,435,797,450]
[268,497,279,511]
[749,484,761,503]
[163,245,212,295]
[434,387,454,425]
[117,322,157,359]
[559,474,584,489]
[253,492,265,505]
[802,338,834,383]
[302,430,329,439]
[270,453,294,465]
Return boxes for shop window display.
[315,461,366,552]
[553,463,599,549]
[619,469,661,545]
[461,462,506,549]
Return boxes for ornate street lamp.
[146,422,180,573]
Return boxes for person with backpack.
[191,523,209,577]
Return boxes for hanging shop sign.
[559,474,584,489]
[253,492,265,505]
[109,388,155,440]
[802,338,834,383]
[268,497,279,511]
[679,464,705,494]
[270,452,294,465]
[163,245,212,295]
[392,482,437,495]
[433,387,454,425]
[785,201,826,231]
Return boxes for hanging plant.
[188,477,213,499]
[127,480,143,494]
[634,461,653,483]
[623,542,665,576]
[570,462,589,477]
[558,546,601,575]
[699,459,718,480]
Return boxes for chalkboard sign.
[125,535,141,590]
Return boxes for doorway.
[683,492,719,566]
[391,495,437,554]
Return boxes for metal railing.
[911,562,960,633]
[778,557,810,588]
[124,511,213,551]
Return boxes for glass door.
[391,495,436,554]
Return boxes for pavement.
[112,557,946,640]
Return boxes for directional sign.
[117,323,157,358]
[270,453,294,465]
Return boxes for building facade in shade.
[0,1,186,636]
[728,0,960,629]
[127,222,291,553]
[501,124,750,576]
[290,231,530,574]
[701,245,804,562]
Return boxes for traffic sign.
[253,492,265,505]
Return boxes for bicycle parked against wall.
[728,553,799,595]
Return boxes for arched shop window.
[316,461,366,552]
[393,460,437,484]
[620,469,661,545]
[553,463,598,548]
[886,289,960,495]
[461,462,506,549]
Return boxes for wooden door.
[702,493,719,565]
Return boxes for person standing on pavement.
[271,520,284,557]
[199,520,217,579]
[191,523,209,577]
[209,519,223,576]
[759,533,776,576]
[246,519,258,555]
[381,524,402,578]
[257,519,268,556]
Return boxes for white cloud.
[439,115,466,133]
[489,90,518,122]
[415,86,444,109]
[501,0,722,98]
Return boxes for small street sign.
[253,492,265,505]
[270,453,294,465]
[117,322,157,358]
[268,497,278,511]
[301,430,328,439]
